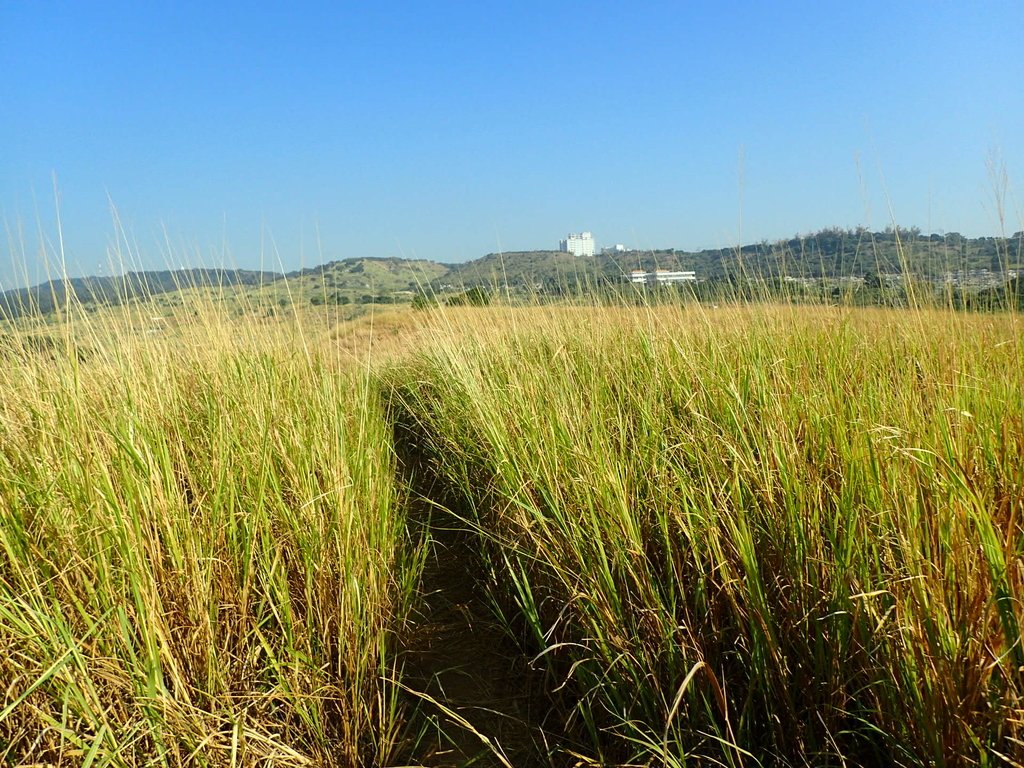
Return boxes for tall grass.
[4,280,1023,766]
[0,307,422,766]
[388,303,1024,766]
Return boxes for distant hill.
[0,268,282,318]
[2,229,1021,318]
[436,228,1024,291]
[286,257,448,293]
[439,251,603,292]
[261,257,450,308]
[0,258,450,319]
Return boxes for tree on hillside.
[412,292,438,310]
[445,287,490,307]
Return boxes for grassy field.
[0,296,1022,766]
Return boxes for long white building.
[629,269,696,284]
[559,232,595,257]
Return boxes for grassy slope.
[0,258,450,323]
[273,258,449,304]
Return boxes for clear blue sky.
[2,1,1022,286]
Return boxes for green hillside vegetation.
[3,230,1022,323]
[436,228,1024,295]
[671,227,1023,280]
[284,257,449,306]
[0,258,449,322]
[438,250,604,294]
[0,269,280,319]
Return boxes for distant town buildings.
[560,232,595,257]
[941,268,1017,289]
[629,269,697,285]
[601,244,627,254]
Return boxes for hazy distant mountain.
[0,269,282,318]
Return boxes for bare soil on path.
[401,522,553,767]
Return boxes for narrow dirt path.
[388,409,580,767]
[400,511,554,767]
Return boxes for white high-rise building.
[559,231,595,257]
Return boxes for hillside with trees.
[440,228,1023,288]
[2,229,1021,319]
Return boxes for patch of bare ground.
[401,525,550,766]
